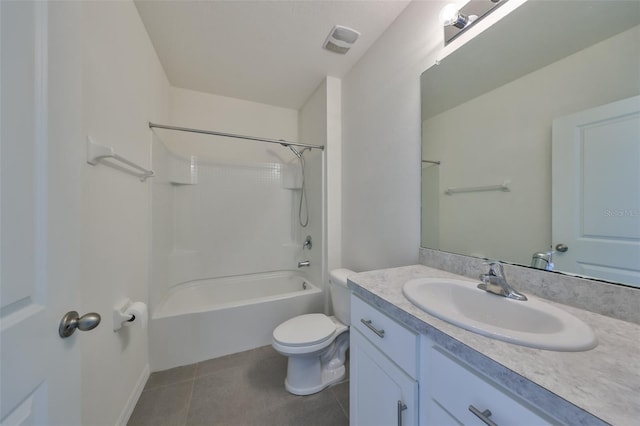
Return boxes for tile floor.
[128,346,349,426]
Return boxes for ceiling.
[134,0,411,110]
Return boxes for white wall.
[79,1,170,424]
[341,1,444,271]
[166,86,298,162]
[298,78,332,298]
[296,76,343,313]
[149,137,174,310]
[325,77,342,274]
[423,25,640,265]
[46,2,84,424]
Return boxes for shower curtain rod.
[148,122,325,151]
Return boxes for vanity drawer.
[428,346,559,425]
[351,294,418,377]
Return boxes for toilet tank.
[329,268,355,325]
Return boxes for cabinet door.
[350,329,418,426]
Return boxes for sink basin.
[403,278,597,351]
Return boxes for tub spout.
[298,260,310,268]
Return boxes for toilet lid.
[273,314,336,347]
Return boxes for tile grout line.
[182,361,201,425]
[182,377,196,426]
[331,381,350,420]
[142,377,195,393]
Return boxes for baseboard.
[115,363,150,426]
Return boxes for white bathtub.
[149,270,324,371]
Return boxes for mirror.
[421,0,640,288]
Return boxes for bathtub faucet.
[298,260,310,268]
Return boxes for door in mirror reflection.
[552,96,640,286]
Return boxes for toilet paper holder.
[113,298,147,331]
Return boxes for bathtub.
[149,270,324,371]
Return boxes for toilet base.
[281,331,349,396]
[285,364,345,395]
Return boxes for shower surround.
[149,133,325,370]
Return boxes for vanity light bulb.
[440,4,458,26]
[439,3,470,29]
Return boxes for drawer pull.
[397,400,407,426]
[360,318,385,338]
[469,405,498,426]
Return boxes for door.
[1,1,82,424]
[350,329,418,426]
[552,95,640,286]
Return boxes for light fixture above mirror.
[442,0,507,45]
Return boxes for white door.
[1,1,82,424]
[552,95,640,287]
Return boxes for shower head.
[279,140,308,159]
[288,145,303,159]
[278,140,301,158]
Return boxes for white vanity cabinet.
[350,294,563,426]
[350,295,419,426]
[422,338,562,426]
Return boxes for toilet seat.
[273,313,336,347]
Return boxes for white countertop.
[348,265,640,426]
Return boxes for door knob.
[58,311,101,338]
[555,243,569,252]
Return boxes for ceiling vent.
[323,25,360,54]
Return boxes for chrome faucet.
[531,250,554,271]
[478,261,527,301]
[298,260,310,268]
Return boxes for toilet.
[272,268,354,395]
